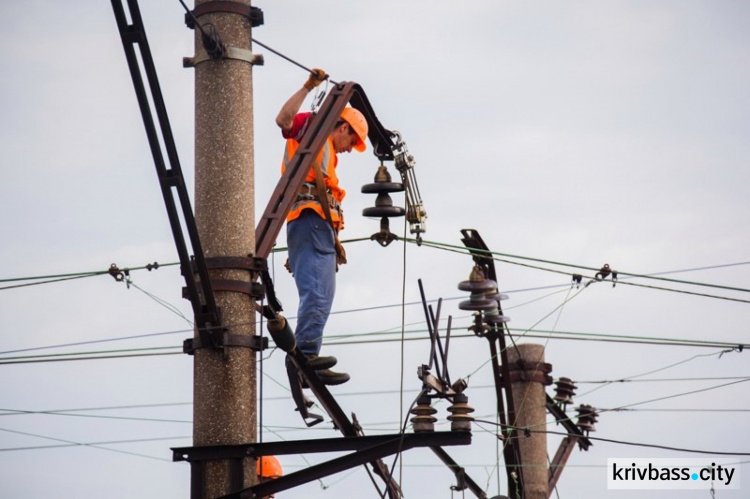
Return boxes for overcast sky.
[1,1,749,498]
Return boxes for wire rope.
[576,348,743,398]
[410,238,750,295]
[0,427,173,462]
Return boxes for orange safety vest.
[281,136,346,231]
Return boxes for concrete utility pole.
[507,343,550,499]
[192,0,257,496]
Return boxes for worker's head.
[332,107,368,154]
[257,455,283,498]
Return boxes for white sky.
[1,1,749,498]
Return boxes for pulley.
[362,164,405,246]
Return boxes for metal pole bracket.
[183,46,264,68]
[184,1,264,29]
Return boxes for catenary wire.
[8,261,746,359]
[2,377,747,421]
[409,238,750,295]
[17,5,750,490]
[575,348,743,398]
[0,261,176,291]
[473,419,750,457]
[513,377,750,434]
[1,327,746,365]
[2,238,746,298]
[2,244,745,357]
[4,243,748,460]
[0,435,191,453]
[410,238,750,303]
[0,427,173,462]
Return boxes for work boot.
[300,369,350,388]
[305,354,337,371]
[315,369,350,386]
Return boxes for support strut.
[111,0,224,349]
[460,229,525,498]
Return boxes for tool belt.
[296,182,342,214]
[284,175,347,275]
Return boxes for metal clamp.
[184,1,264,29]
[502,359,554,385]
[184,332,268,354]
[184,46,264,67]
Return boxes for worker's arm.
[275,69,327,133]
[276,87,310,133]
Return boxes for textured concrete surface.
[507,343,549,499]
[192,1,258,495]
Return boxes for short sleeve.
[281,112,313,141]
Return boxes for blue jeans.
[287,210,336,356]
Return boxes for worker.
[256,455,283,498]
[275,68,368,386]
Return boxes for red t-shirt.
[281,112,313,142]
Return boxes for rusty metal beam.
[545,394,592,451]
[431,446,488,499]
[208,432,470,499]
[286,345,402,498]
[460,229,525,498]
[548,435,578,495]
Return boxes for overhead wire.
[0,328,191,356]
[464,283,590,380]
[396,214,409,489]
[0,350,182,365]
[2,239,746,362]
[506,376,750,436]
[0,346,181,363]
[3,240,747,300]
[0,261,177,291]
[0,262,748,355]
[575,348,744,398]
[0,408,190,424]
[4,263,706,362]
[0,426,174,462]
[470,420,750,457]
[0,434,191,453]
[598,377,750,415]
[17,6,747,491]
[409,238,750,295]
[127,281,193,326]
[3,376,748,420]
[408,238,750,304]
[15,11,750,484]
[1,325,746,365]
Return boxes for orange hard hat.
[257,455,283,479]
[340,107,368,152]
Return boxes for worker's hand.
[334,236,347,267]
[303,68,327,91]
